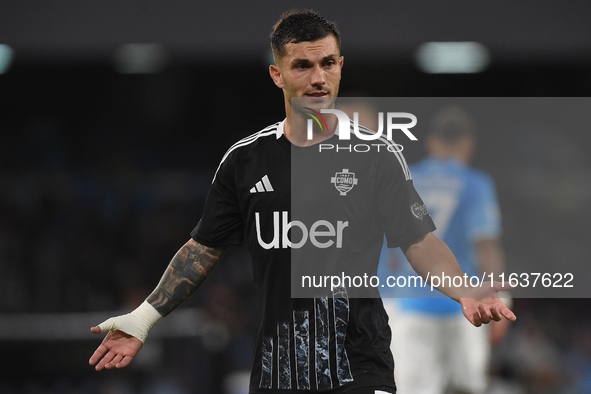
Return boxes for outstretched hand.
[459,281,516,327]
[89,326,143,371]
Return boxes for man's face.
[270,35,344,112]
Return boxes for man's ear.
[269,64,284,89]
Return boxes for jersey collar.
[276,119,285,139]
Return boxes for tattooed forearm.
[146,239,227,317]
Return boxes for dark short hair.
[430,106,475,143]
[270,9,340,61]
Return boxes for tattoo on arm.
[147,239,227,317]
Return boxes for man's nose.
[310,65,326,86]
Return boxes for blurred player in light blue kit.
[379,106,510,394]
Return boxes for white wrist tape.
[498,291,513,309]
[98,301,163,343]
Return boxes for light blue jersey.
[378,157,501,315]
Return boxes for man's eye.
[324,60,335,67]
[296,63,308,69]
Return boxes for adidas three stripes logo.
[250,175,274,193]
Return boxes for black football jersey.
[191,120,435,393]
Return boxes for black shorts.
[253,388,395,394]
[333,386,395,394]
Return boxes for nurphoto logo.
[304,108,418,153]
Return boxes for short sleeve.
[375,151,436,248]
[465,173,501,241]
[191,157,244,247]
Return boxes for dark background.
[1,1,590,393]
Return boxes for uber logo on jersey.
[255,211,348,249]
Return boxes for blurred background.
[1,1,590,393]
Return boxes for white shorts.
[384,299,490,394]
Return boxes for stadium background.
[1,1,590,393]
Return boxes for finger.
[96,350,115,371]
[117,355,134,369]
[106,354,124,370]
[478,305,491,324]
[90,326,102,334]
[89,344,108,365]
[470,311,482,327]
[97,317,118,333]
[500,306,517,322]
[489,306,502,322]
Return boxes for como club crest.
[331,169,358,196]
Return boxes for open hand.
[89,326,143,371]
[459,281,516,327]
